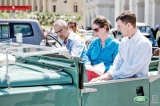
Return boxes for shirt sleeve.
[108,46,123,74]
[112,42,119,61]
[108,41,152,79]
[85,43,92,64]
[70,41,83,57]
[70,41,90,64]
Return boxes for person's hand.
[90,78,101,82]
[90,72,113,82]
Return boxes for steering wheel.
[45,34,62,48]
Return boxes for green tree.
[0,12,10,19]
[14,11,28,19]
[24,11,81,26]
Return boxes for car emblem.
[134,96,148,103]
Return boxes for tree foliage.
[0,11,82,26]
[0,12,10,19]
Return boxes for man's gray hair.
[54,19,67,27]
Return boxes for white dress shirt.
[108,30,152,79]
[65,31,88,63]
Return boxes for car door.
[81,78,150,106]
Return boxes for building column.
[37,0,40,12]
[129,0,136,13]
[0,0,2,5]
[24,0,29,6]
[31,0,35,12]
[144,0,152,25]
[121,0,129,12]
[47,0,52,13]
[114,0,122,28]
[152,0,160,28]
[9,0,13,13]
[10,0,13,6]
[42,0,46,12]
[20,0,23,5]
[15,0,18,6]
[4,0,7,5]
[4,0,7,12]
[25,0,29,12]
[136,0,145,23]
[82,0,86,28]
[12,0,15,5]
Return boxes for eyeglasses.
[55,28,65,34]
[93,27,101,32]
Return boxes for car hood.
[0,63,72,88]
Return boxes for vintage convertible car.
[0,42,159,106]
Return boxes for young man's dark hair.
[68,21,77,27]
[116,11,136,28]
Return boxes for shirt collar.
[65,31,75,46]
[128,30,140,41]
[67,31,74,40]
[98,36,113,45]
[61,31,74,46]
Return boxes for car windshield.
[137,26,153,35]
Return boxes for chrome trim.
[81,88,97,93]
[84,77,149,86]
[0,23,9,25]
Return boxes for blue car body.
[0,19,43,45]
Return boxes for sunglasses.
[93,27,101,32]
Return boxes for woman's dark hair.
[92,16,110,31]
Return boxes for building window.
[40,6,43,12]
[73,5,78,12]
[35,6,37,11]
[53,5,56,12]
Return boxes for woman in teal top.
[85,16,120,81]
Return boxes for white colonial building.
[83,0,160,28]
[0,0,83,27]
[83,0,115,28]
[0,0,83,14]
[1,0,160,28]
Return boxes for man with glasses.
[68,21,85,40]
[91,11,152,82]
[53,19,88,63]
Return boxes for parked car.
[113,23,156,46]
[0,42,159,106]
[0,19,43,45]
[74,29,94,47]
[137,23,156,46]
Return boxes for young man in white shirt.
[91,11,152,82]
